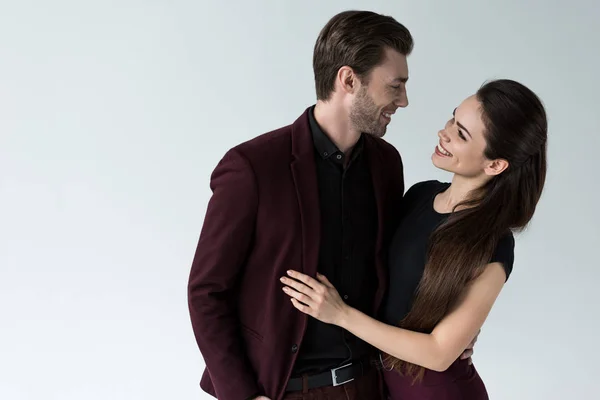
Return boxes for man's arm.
[188,148,260,400]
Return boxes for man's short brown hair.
[313,10,414,100]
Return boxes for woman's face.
[432,95,495,178]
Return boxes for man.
[188,10,475,400]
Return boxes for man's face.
[349,48,409,138]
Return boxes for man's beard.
[349,86,387,138]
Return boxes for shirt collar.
[308,105,364,161]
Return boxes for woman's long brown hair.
[384,79,548,381]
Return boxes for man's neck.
[313,100,361,154]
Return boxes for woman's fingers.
[282,286,316,308]
[316,272,334,288]
[280,275,316,298]
[286,270,325,292]
[290,298,314,317]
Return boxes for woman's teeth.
[437,144,451,156]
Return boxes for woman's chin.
[432,155,446,168]
[431,158,455,174]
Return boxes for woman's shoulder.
[491,231,516,281]
[495,231,516,259]
[404,180,450,199]
[399,180,449,212]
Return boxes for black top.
[292,106,378,376]
[382,180,515,326]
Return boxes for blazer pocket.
[240,324,264,342]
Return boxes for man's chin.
[358,120,387,138]
[368,127,387,138]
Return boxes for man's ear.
[336,66,359,95]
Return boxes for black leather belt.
[285,361,370,392]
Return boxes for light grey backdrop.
[1,1,598,399]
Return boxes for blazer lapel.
[364,136,389,313]
[290,110,321,277]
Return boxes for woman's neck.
[435,175,487,213]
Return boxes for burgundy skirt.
[382,358,489,400]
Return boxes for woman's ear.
[484,158,509,176]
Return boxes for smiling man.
[188,10,427,400]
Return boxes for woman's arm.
[281,263,506,372]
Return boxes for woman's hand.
[280,270,350,326]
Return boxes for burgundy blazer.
[187,108,405,400]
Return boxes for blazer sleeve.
[187,148,260,400]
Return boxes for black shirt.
[383,180,515,326]
[292,106,378,376]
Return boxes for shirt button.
[336,154,342,160]
[323,152,328,157]
[291,344,298,353]
[343,295,349,300]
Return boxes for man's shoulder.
[234,122,293,157]
[366,135,402,163]
[369,135,399,152]
[226,108,311,166]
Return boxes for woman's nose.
[438,129,450,141]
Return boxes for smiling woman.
[282,79,548,400]
[432,98,507,180]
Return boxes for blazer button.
[291,344,298,353]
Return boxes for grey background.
[1,0,598,399]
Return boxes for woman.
[280,79,547,399]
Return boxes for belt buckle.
[331,362,354,387]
